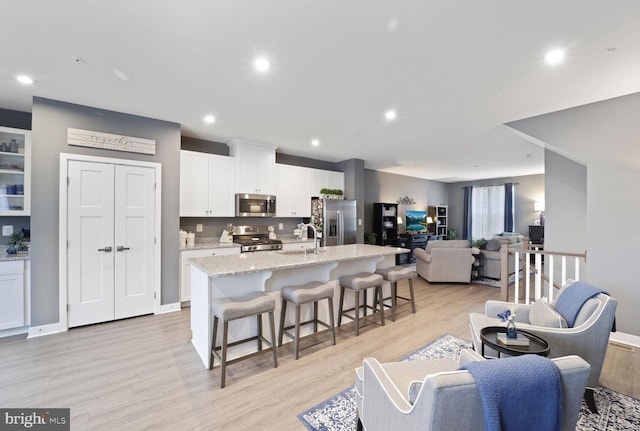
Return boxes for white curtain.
[471,185,505,240]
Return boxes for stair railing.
[499,237,587,303]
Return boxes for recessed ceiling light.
[203,115,216,124]
[16,75,34,85]
[311,139,320,147]
[544,49,565,65]
[254,57,271,72]
[384,110,397,121]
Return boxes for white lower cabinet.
[180,247,240,302]
[0,260,28,332]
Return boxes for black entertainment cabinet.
[397,233,431,264]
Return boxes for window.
[471,185,505,240]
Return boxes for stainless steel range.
[232,225,283,252]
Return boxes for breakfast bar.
[188,244,409,368]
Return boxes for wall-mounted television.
[405,210,427,232]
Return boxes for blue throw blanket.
[460,355,562,431]
[554,281,616,330]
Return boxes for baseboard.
[600,331,640,398]
[0,326,29,339]
[159,302,181,314]
[27,322,67,338]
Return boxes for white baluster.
[574,257,580,281]
[548,255,554,302]
[514,251,520,304]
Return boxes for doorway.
[60,154,161,328]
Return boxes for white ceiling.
[3,1,640,182]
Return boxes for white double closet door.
[66,160,156,327]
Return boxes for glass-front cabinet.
[0,126,31,216]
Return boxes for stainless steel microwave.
[235,193,277,217]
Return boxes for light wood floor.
[0,278,500,430]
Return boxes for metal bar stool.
[210,292,278,388]
[375,266,417,321]
[278,281,336,359]
[338,272,385,336]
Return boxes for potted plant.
[6,231,25,255]
[365,232,377,245]
[320,188,344,199]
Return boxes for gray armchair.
[414,240,477,283]
[355,349,590,431]
[469,283,617,412]
[478,236,524,279]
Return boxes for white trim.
[159,303,181,314]
[58,153,162,332]
[609,331,640,348]
[27,322,67,338]
[0,326,29,339]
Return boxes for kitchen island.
[188,244,409,368]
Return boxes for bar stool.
[338,272,385,336]
[375,266,417,321]
[278,281,336,359]
[210,292,278,388]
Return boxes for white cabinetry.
[310,168,344,197]
[276,164,311,217]
[228,140,276,194]
[180,247,240,302]
[0,126,31,216]
[0,260,28,331]
[180,150,234,217]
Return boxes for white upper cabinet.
[228,139,276,195]
[180,150,234,217]
[0,126,31,216]
[310,168,345,197]
[276,164,311,217]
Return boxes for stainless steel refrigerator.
[310,198,357,246]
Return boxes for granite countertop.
[188,244,409,277]
[179,235,314,251]
[0,245,30,262]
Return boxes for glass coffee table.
[480,326,550,357]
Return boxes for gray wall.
[31,97,181,325]
[507,92,640,335]
[446,174,545,239]
[545,150,587,281]
[363,169,449,235]
[337,159,366,242]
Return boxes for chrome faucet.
[299,223,319,254]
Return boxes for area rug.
[298,334,640,431]
[473,271,521,288]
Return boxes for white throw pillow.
[529,300,567,328]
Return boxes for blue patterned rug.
[298,334,640,431]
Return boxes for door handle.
[98,246,113,252]
[117,246,130,252]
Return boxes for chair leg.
[584,388,598,414]
[221,321,229,388]
[354,290,360,336]
[278,298,287,346]
[257,313,263,351]
[338,286,345,327]
[362,289,368,317]
[268,310,278,368]
[210,316,219,370]
[377,286,385,326]
[294,304,301,360]
[327,297,336,346]
[408,278,416,313]
[391,281,397,322]
[313,300,319,333]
